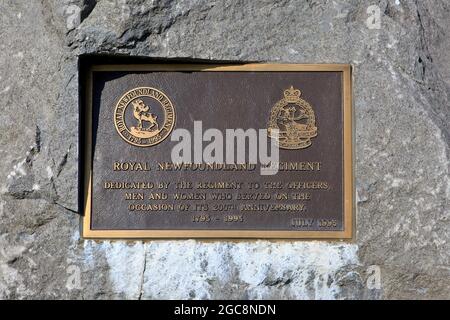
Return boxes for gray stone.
[0,0,448,299]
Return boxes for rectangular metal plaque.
[82,63,353,239]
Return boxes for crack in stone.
[56,144,71,178]
[24,125,42,168]
[6,189,35,200]
[386,0,450,153]
[80,0,97,23]
[262,277,292,287]
[34,125,41,154]
[54,201,77,214]
[138,244,147,300]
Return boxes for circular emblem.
[114,87,176,147]
[268,86,318,149]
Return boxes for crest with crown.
[283,86,302,103]
[267,85,318,150]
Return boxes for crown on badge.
[283,86,301,103]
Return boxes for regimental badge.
[268,86,318,149]
[114,87,176,147]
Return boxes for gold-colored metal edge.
[92,63,349,72]
[82,68,93,238]
[343,65,353,240]
[82,229,351,239]
[82,63,354,240]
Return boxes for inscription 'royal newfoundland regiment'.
[114,87,176,147]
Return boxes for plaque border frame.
[82,63,354,240]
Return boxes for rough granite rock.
[0,0,448,299]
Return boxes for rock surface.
[0,0,448,299]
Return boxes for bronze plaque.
[82,63,353,239]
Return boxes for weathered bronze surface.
[82,64,353,239]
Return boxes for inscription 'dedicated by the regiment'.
[83,64,353,239]
[107,161,326,223]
